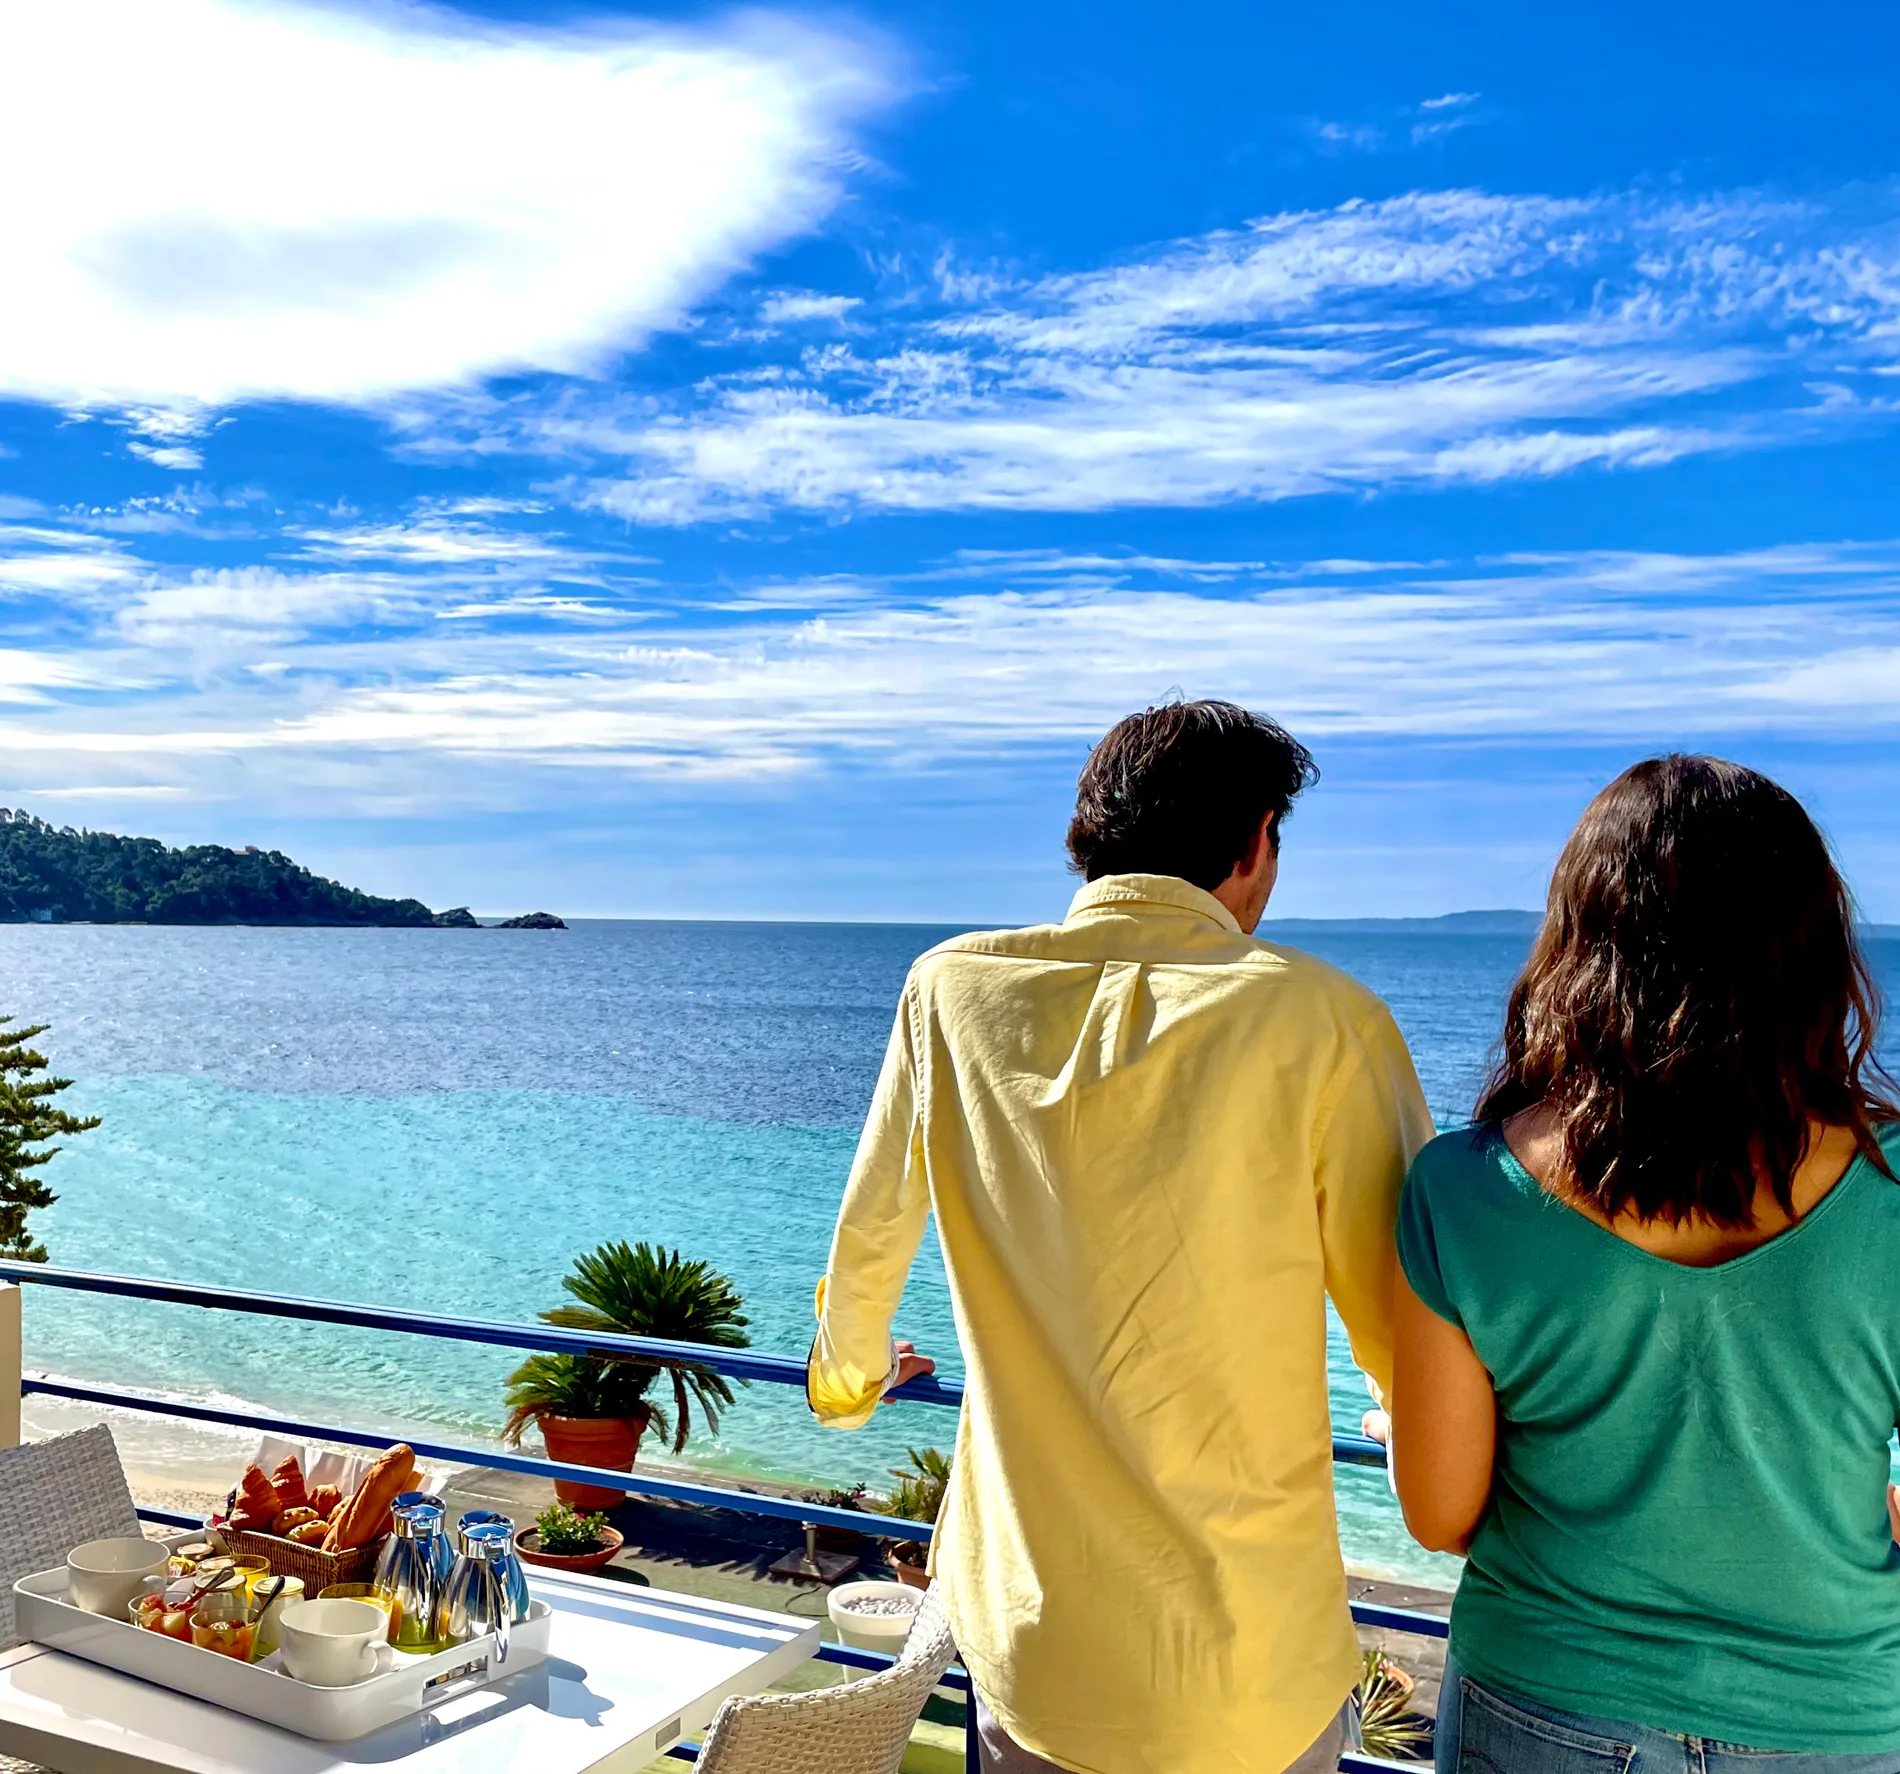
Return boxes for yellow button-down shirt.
[809,875,1433,1774]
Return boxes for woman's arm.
[1391,1269,1498,1554]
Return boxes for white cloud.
[125,442,205,471]
[760,293,865,324]
[479,186,1900,521]
[288,520,607,568]
[0,0,891,410]
[7,539,1900,801]
[0,526,146,596]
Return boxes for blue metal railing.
[0,1261,1447,1770]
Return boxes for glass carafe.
[434,1522,511,1664]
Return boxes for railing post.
[0,1281,20,1449]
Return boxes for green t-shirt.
[1398,1120,1900,1753]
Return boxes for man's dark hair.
[1065,700,1319,890]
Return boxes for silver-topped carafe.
[434,1522,512,1664]
[397,1491,455,1590]
[374,1500,444,1651]
[456,1510,529,1624]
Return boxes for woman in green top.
[1393,755,1900,1772]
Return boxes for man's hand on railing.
[887,1339,937,1393]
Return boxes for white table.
[0,1571,822,1774]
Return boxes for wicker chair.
[0,1423,143,1774]
[695,1587,959,1774]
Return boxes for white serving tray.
[13,1566,550,1741]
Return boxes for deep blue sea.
[5,921,1895,1584]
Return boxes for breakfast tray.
[13,1560,551,1741]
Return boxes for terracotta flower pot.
[539,1414,644,1509]
[886,1546,930,1589]
[517,1525,625,1575]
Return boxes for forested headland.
[0,810,478,927]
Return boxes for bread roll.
[323,1444,417,1552]
[287,1519,331,1546]
[273,1507,320,1536]
[309,1484,342,1519]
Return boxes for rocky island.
[0,810,558,929]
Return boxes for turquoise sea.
[6,920,1896,1585]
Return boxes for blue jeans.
[1436,1657,1900,1774]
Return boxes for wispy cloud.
[0,0,893,413]
[760,293,865,325]
[6,515,1900,805]
[410,185,1900,522]
[1309,91,1486,155]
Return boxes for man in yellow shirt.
[808,701,1433,1774]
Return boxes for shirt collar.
[1065,873,1242,936]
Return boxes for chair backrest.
[0,1425,142,1647]
[695,1587,959,1774]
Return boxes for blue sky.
[3,0,1899,920]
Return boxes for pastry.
[271,1456,310,1514]
[323,1444,416,1552]
[235,1464,281,1524]
[286,1520,331,1546]
[309,1484,342,1519]
[273,1507,320,1536]
[228,1510,273,1534]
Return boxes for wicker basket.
[222,1525,383,1592]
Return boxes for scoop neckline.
[1487,1125,1873,1277]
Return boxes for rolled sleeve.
[808,982,932,1429]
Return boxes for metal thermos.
[396,1491,455,1589]
[434,1522,512,1664]
[374,1501,444,1651]
[455,1510,530,1623]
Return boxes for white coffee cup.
[66,1538,169,1617]
[276,1598,395,1687]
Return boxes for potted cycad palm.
[881,1446,950,1589]
[503,1241,750,1508]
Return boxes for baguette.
[323,1444,417,1552]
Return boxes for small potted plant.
[517,1501,625,1575]
[1353,1649,1433,1761]
[804,1482,870,1553]
[503,1241,751,1509]
[880,1447,950,1589]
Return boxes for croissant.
[309,1484,343,1519]
[271,1456,310,1514]
[235,1464,281,1524]
[287,1519,331,1545]
[323,1444,417,1552]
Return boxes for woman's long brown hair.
[1476,755,1898,1225]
